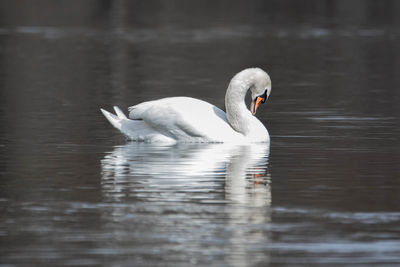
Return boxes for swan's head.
[249,68,272,115]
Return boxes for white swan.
[100,68,272,143]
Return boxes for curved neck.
[225,76,254,135]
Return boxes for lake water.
[1,1,400,266]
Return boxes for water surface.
[1,1,400,266]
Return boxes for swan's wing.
[101,107,175,142]
[128,97,240,142]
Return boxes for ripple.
[1,25,399,42]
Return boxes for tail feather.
[101,106,174,142]
[113,106,128,119]
[100,108,122,130]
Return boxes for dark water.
[1,1,400,266]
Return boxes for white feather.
[101,68,271,143]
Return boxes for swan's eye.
[260,90,267,103]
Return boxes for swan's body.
[101,68,272,143]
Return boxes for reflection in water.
[101,143,271,266]
[101,143,270,204]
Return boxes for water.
[1,1,400,266]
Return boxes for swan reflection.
[101,143,270,205]
[101,143,271,266]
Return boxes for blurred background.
[0,0,400,266]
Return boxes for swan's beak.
[250,96,266,115]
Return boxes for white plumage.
[101,68,272,143]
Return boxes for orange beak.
[250,96,265,115]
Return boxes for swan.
[100,68,272,143]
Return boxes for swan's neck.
[225,77,254,135]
